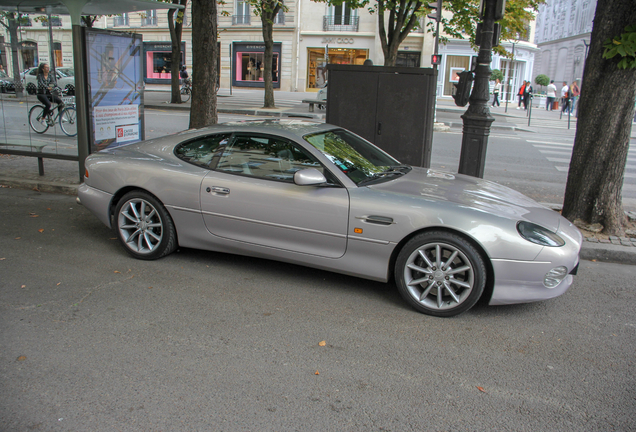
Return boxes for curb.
[579,241,636,265]
[144,103,326,120]
[0,177,78,196]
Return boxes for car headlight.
[544,266,568,288]
[517,221,565,247]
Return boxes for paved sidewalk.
[1,86,635,264]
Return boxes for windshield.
[303,129,410,185]
[57,68,74,77]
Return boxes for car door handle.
[207,186,230,195]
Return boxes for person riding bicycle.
[179,65,191,87]
[36,63,63,121]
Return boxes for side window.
[216,134,337,184]
[174,133,232,168]
[30,69,38,76]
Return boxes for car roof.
[218,119,334,137]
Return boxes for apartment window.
[113,13,129,27]
[233,0,251,25]
[274,8,285,25]
[142,10,158,26]
[324,5,358,31]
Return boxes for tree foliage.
[490,68,504,81]
[534,73,549,88]
[602,24,636,69]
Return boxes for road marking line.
[555,166,569,172]
[538,150,572,155]
[547,157,571,163]
[527,140,573,146]
[533,144,573,150]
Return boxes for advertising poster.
[86,29,144,152]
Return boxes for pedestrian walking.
[546,80,557,110]
[492,78,501,107]
[517,81,526,109]
[523,81,533,110]
[570,80,580,114]
[561,81,570,114]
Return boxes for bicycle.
[180,78,191,102]
[29,89,77,137]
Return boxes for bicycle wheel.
[180,86,191,102]
[59,107,78,137]
[29,105,49,134]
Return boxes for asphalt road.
[1,188,635,431]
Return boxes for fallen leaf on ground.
[15,237,21,240]
[17,356,27,361]
[30,215,39,218]
[319,341,326,347]
[477,386,486,393]
[56,282,61,286]
[114,270,121,273]
[38,229,44,233]
[315,371,320,375]
[0,258,5,260]
[20,285,26,289]
[148,286,153,289]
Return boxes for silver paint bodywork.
[78,120,582,306]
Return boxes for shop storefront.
[306,47,368,90]
[143,42,185,84]
[231,42,282,89]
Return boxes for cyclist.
[36,63,63,123]
[179,65,190,87]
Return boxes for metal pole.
[528,95,532,126]
[505,42,515,113]
[47,12,57,82]
[72,24,90,182]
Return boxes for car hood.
[370,168,562,231]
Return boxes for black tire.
[26,82,36,95]
[180,86,191,102]
[29,105,49,134]
[395,231,486,317]
[114,191,177,260]
[59,107,77,137]
[65,84,75,96]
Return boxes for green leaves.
[602,25,636,69]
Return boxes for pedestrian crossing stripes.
[531,140,636,181]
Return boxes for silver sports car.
[77,119,582,317]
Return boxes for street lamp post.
[457,0,499,178]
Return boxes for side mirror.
[294,168,327,186]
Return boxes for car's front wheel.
[115,191,177,260]
[395,231,486,317]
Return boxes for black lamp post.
[457,0,501,178]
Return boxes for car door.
[200,133,350,258]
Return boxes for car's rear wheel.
[395,231,486,317]
[26,82,36,95]
[115,191,177,260]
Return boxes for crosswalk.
[217,89,308,109]
[528,139,636,179]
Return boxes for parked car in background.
[23,66,75,95]
[0,70,16,93]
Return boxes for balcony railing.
[323,15,359,32]
[113,15,129,27]
[232,15,251,25]
[141,15,158,26]
[41,17,62,27]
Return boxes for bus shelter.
[0,0,182,180]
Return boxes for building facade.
[532,0,596,85]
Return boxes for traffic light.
[427,0,442,22]
[452,70,474,107]
[431,54,442,65]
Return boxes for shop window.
[396,51,421,68]
[19,41,38,69]
[147,51,177,79]
[53,42,63,67]
[307,48,367,90]
[443,55,470,96]
[236,52,279,83]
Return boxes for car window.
[216,134,336,184]
[174,133,232,168]
[58,69,74,77]
[29,69,37,76]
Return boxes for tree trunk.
[189,0,218,128]
[7,14,24,97]
[378,0,422,66]
[561,0,636,235]
[260,1,281,108]
[168,1,187,104]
